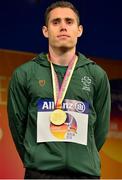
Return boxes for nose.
[60,21,67,32]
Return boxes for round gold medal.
[50,109,67,125]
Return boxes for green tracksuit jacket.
[7,52,111,176]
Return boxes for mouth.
[57,35,70,38]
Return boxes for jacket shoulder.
[87,59,108,80]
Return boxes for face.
[42,7,83,50]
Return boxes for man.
[7,1,111,179]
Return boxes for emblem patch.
[39,80,45,87]
[81,76,91,91]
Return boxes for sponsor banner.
[101,79,122,178]
[0,49,35,179]
[37,99,89,145]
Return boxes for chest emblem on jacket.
[81,76,91,91]
[39,80,46,87]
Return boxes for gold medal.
[48,54,77,126]
[50,109,67,125]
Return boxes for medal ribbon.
[48,54,78,109]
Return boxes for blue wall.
[0,0,122,60]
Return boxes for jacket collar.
[33,52,95,68]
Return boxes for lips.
[57,35,70,38]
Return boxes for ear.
[77,25,83,37]
[42,26,48,38]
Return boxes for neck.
[48,47,76,66]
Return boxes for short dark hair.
[44,1,80,26]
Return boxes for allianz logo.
[42,101,86,113]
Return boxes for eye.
[66,19,74,25]
[52,19,60,25]
[53,21,58,25]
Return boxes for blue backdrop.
[0,0,122,60]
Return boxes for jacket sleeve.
[7,68,28,162]
[93,67,111,151]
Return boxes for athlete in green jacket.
[7,1,111,179]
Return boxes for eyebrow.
[50,17,75,22]
[50,18,61,22]
[65,17,74,21]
